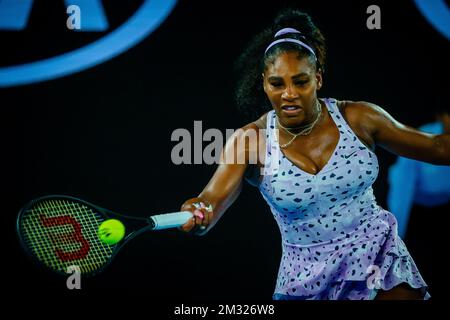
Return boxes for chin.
[282,117,306,128]
[276,110,305,124]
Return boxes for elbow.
[433,135,450,165]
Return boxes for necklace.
[277,99,322,149]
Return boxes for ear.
[315,70,323,90]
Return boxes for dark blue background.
[3,0,447,304]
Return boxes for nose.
[281,84,298,100]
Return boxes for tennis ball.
[98,219,125,245]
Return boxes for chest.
[260,141,379,217]
[279,118,340,175]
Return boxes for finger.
[191,202,213,234]
[203,204,212,228]
[179,215,196,233]
[194,212,203,229]
[199,212,208,231]
[193,209,204,220]
[193,209,208,234]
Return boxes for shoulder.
[335,100,388,149]
[225,113,268,154]
[226,113,269,165]
[337,100,391,133]
[252,111,270,129]
[337,100,384,122]
[231,112,269,141]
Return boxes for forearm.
[179,124,256,234]
[198,180,243,230]
[180,163,247,235]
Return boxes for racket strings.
[20,199,115,275]
[57,200,110,273]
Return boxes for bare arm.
[179,123,263,235]
[342,101,450,165]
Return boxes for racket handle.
[149,211,193,230]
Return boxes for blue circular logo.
[414,0,450,40]
[0,0,178,87]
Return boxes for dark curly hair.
[234,8,326,122]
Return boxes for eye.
[270,82,283,88]
[295,80,308,86]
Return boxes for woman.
[179,9,450,300]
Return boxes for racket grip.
[149,211,193,230]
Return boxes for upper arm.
[342,101,449,164]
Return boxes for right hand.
[178,198,213,236]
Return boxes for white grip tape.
[150,211,193,230]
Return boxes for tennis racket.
[17,195,193,276]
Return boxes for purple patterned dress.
[256,98,429,300]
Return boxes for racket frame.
[16,195,156,277]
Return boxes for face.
[263,51,322,127]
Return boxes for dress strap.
[324,98,374,151]
[263,110,280,175]
[323,98,350,136]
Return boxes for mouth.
[281,105,302,115]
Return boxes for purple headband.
[264,27,317,58]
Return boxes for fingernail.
[193,209,204,219]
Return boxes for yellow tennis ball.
[98,219,125,245]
